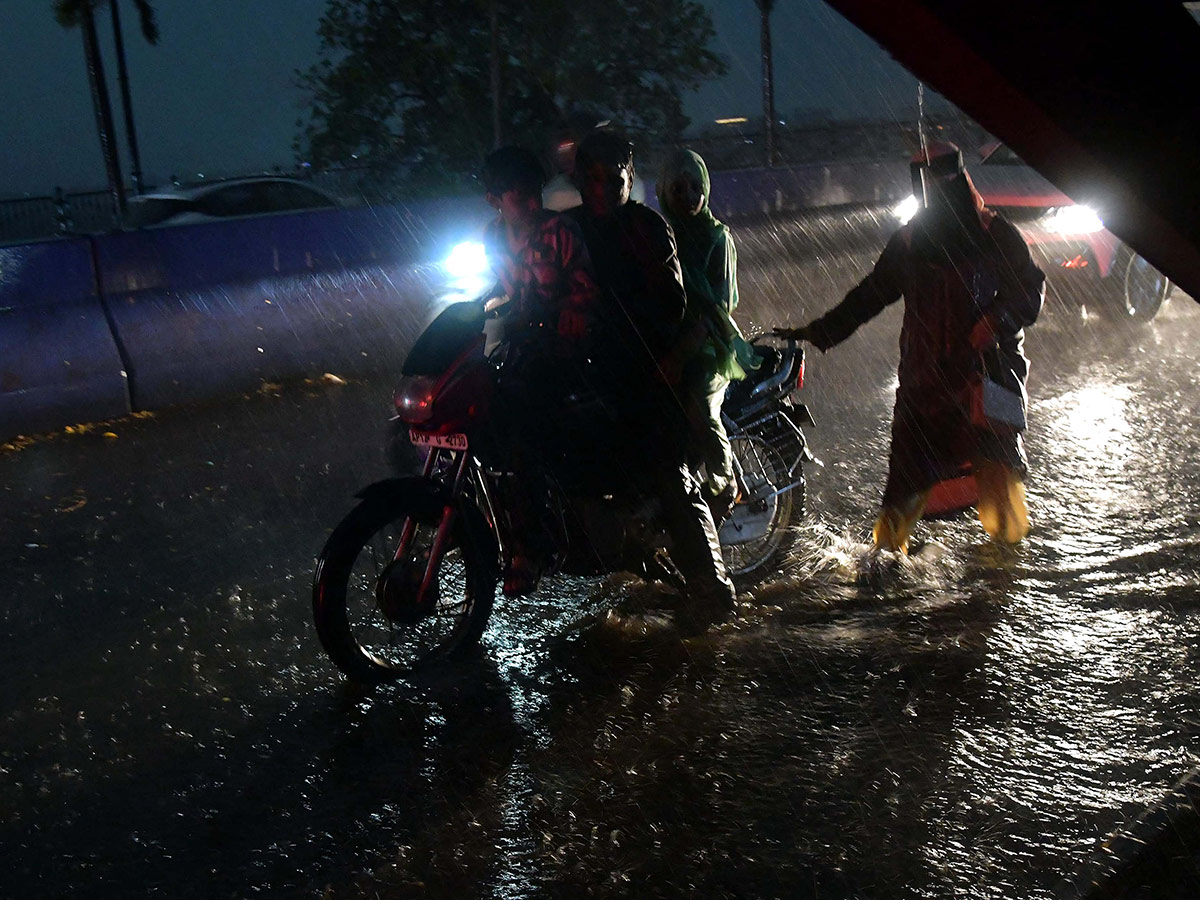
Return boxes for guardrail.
[705,159,908,219]
[0,191,118,245]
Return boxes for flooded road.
[2,208,1199,898]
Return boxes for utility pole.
[757,0,778,168]
[110,0,145,195]
[489,0,502,149]
[80,0,125,225]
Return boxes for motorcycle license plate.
[409,429,468,451]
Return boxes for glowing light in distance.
[1044,205,1104,234]
[714,117,748,125]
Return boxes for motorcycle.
[312,299,817,682]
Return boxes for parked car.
[894,142,1172,322]
[126,176,341,228]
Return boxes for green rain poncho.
[656,149,758,382]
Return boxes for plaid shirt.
[484,210,599,344]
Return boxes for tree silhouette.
[297,0,727,196]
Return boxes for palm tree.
[109,1,159,194]
[489,0,501,149]
[755,0,777,167]
[54,1,159,221]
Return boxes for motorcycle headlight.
[892,194,919,225]
[443,241,489,279]
[1044,204,1104,234]
[393,376,437,424]
[440,240,493,304]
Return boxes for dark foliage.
[295,0,727,197]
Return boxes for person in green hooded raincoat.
[656,149,759,518]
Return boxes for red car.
[896,142,1173,322]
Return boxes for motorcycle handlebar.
[749,331,797,351]
[747,333,803,398]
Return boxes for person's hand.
[969,314,999,352]
[558,308,588,341]
[772,324,812,343]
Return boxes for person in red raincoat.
[774,141,1046,552]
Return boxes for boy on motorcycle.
[566,130,737,630]
[480,146,600,595]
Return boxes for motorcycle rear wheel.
[313,479,497,683]
[720,434,803,588]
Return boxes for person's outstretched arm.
[777,228,906,351]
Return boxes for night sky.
[1,0,925,197]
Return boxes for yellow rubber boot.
[975,460,1030,543]
[872,491,931,554]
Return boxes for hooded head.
[909,141,989,258]
[657,149,711,220]
[655,149,734,313]
[656,149,723,251]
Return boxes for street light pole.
[757,0,778,168]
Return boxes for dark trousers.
[623,377,736,606]
[647,456,736,604]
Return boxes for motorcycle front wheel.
[720,434,803,588]
[313,478,497,683]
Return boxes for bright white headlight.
[892,194,919,225]
[1044,204,1104,234]
[443,241,489,278]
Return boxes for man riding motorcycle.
[565,129,737,630]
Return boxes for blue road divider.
[0,239,132,438]
[93,199,491,412]
[1,197,492,440]
[643,159,909,220]
[1,162,901,442]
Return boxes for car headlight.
[892,194,919,225]
[1044,204,1104,234]
[443,241,489,278]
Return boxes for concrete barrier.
[0,239,131,438]
[93,199,493,411]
